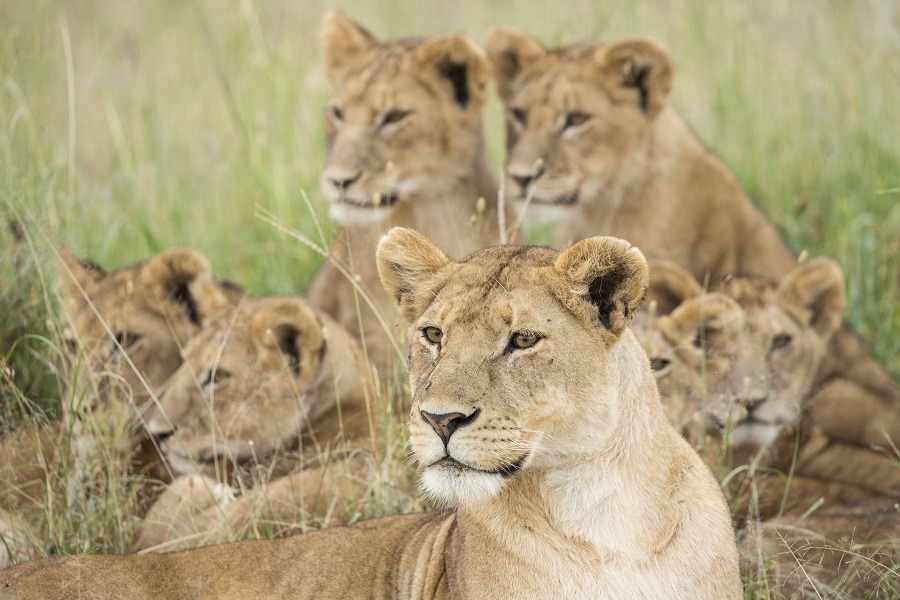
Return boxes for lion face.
[706,260,846,448]
[378,228,648,506]
[484,28,672,222]
[320,12,489,226]
[59,249,239,420]
[145,297,343,480]
[637,260,846,450]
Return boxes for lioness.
[483,26,898,458]
[134,295,377,551]
[308,11,499,371]
[0,230,742,599]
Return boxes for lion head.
[635,260,846,452]
[145,296,367,481]
[320,11,490,225]
[59,248,241,419]
[377,228,649,506]
[484,27,672,221]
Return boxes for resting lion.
[1,249,241,507]
[483,26,898,466]
[308,11,499,372]
[0,230,742,599]
[134,295,377,551]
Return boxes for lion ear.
[412,34,489,112]
[554,236,649,337]
[647,261,703,316]
[483,26,546,103]
[321,10,378,85]
[665,293,744,356]
[140,248,225,327]
[594,38,672,118]
[377,227,452,322]
[254,298,325,378]
[58,250,107,307]
[777,258,846,340]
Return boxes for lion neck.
[453,332,682,578]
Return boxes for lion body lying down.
[0,230,741,599]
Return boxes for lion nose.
[420,409,480,447]
[739,394,768,414]
[327,170,361,190]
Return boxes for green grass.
[0,1,897,597]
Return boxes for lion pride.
[0,230,741,599]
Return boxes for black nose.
[740,395,768,414]
[420,409,480,447]
[510,173,533,190]
[328,172,361,190]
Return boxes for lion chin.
[421,462,505,506]
[329,201,397,226]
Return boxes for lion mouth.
[430,454,526,478]
[336,190,399,209]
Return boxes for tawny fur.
[0,229,742,599]
[133,295,377,551]
[483,27,899,453]
[307,11,499,373]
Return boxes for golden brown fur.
[308,11,498,372]
[0,230,741,599]
[483,26,899,474]
[134,295,377,551]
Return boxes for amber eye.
[510,108,527,126]
[328,105,343,121]
[769,333,793,352]
[649,357,671,372]
[510,331,540,350]
[423,327,443,345]
[381,109,410,127]
[563,111,590,130]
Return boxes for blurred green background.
[1,0,897,392]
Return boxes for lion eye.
[381,109,410,127]
[201,369,231,387]
[423,327,443,345]
[113,332,142,351]
[649,357,671,372]
[328,105,343,122]
[769,334,792,352]
[509,332,540,351]
[509,108,527,126]
[563,111,591,130]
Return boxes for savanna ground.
[0,1,897,597]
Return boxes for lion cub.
[308,11,499,372]
[0,230,741,599]
[134,295,376,551]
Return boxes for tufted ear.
[253,298,325,379]
[321,10,378,85]
[483,26,546,103]
[140,248,223,327]
[555,236,648,336]
[412,34,489,112]
[377,227,451,322]
[647,261,703,316]
[58,250,107,306]
[777,258,846,340]
[594,38,672,118]
[664,293,744,356]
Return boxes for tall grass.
[0,0,897,597]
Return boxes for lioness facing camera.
[0,231,740,599]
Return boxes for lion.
[1,249,242,500]
[133,295,378,551]
[483,26,899,467]
[307,11,499,372]
[0,230,742,599]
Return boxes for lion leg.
[0,423,62,509]
[132,474,231,552]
